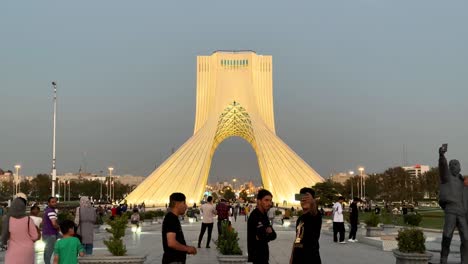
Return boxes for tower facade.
[125,51,324,205]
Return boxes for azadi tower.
[125,51,324,206]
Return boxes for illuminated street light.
[51,81,58,198]
[108,167,114,202]
[358,167,365,199]
[14,164,21,194]
[348,170,354,199]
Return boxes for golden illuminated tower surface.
[125,51,324,205]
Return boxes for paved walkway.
[1,217,397,264]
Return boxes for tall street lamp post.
[99,177,103,201]
[112,180,115,201]
[108,167,114,202]
[57,179,61,201]
[67,181,71,201]
[51,81,58,198]
[14,164,21,194]
[348,171,354,199]
[232,178,237,192]
[358,167,365,200]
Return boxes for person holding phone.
[290,188,322,264]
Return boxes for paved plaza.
[1,217,399,264]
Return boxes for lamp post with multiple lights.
[51,81,58,198]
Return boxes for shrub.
[103,216,127,256]
[380,213,394,225]
[154,210,165,218]
[275,210,282,216]
[123,211,132,220]
[396,228,426,253]
[404,213,422,226]
[216,221,242,255]
[57,211,74,224]
[365,213,380,227]
[144,211,156,219]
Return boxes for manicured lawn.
[322,207,445,230]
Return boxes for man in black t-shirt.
[290,187,322,264]
[247,189,277,264]
[162,193,197,264]
[348,197,360,242]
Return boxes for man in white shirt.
[198,196,217,248]
[333,196,346,244]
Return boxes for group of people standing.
[162,187,323,264]
[331,196,361,244]
[1,194,97,264]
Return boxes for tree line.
[313,166,441,206]
[0,174,134,202]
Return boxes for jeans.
[43,234,58,264]
[349,222,358,240]
[82,243,93,255]
[333,222,345,242]
[217,219,229,237]
[198,223,214,247]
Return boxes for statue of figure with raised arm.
[438,144,468,264]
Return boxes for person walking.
[332,196,346,243]
[43,196,60,264]
[247,189,277,264]
[233,203,239,222]
[75,196,96,255]
[130,208,141,228]
[53,220,85,264]
[198,196,216,248]
[244,204,250,221]
[290,188,322,264]
[1,196,40,264]
[30,205,42,229]
[162,193,197,264]
[348,197,360,242]
[216,198,230,237]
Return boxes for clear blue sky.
[1,1,467,184]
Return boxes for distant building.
[330,172,353,185]
[402,165,430,178]
[56,173,145,186]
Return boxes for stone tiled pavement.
[1,217,399,264]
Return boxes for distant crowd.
[1,188,323,264]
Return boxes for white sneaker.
[339,241,347,244]
[348,239,354,242]
[353,239,358,242]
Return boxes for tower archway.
[125,51,324,205]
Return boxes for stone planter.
[366,226,383,237]
[217,254,249,264]
[382,224,396,235]
[99,224,110,233]
[78,255,146,264]
[393,250,432,264]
